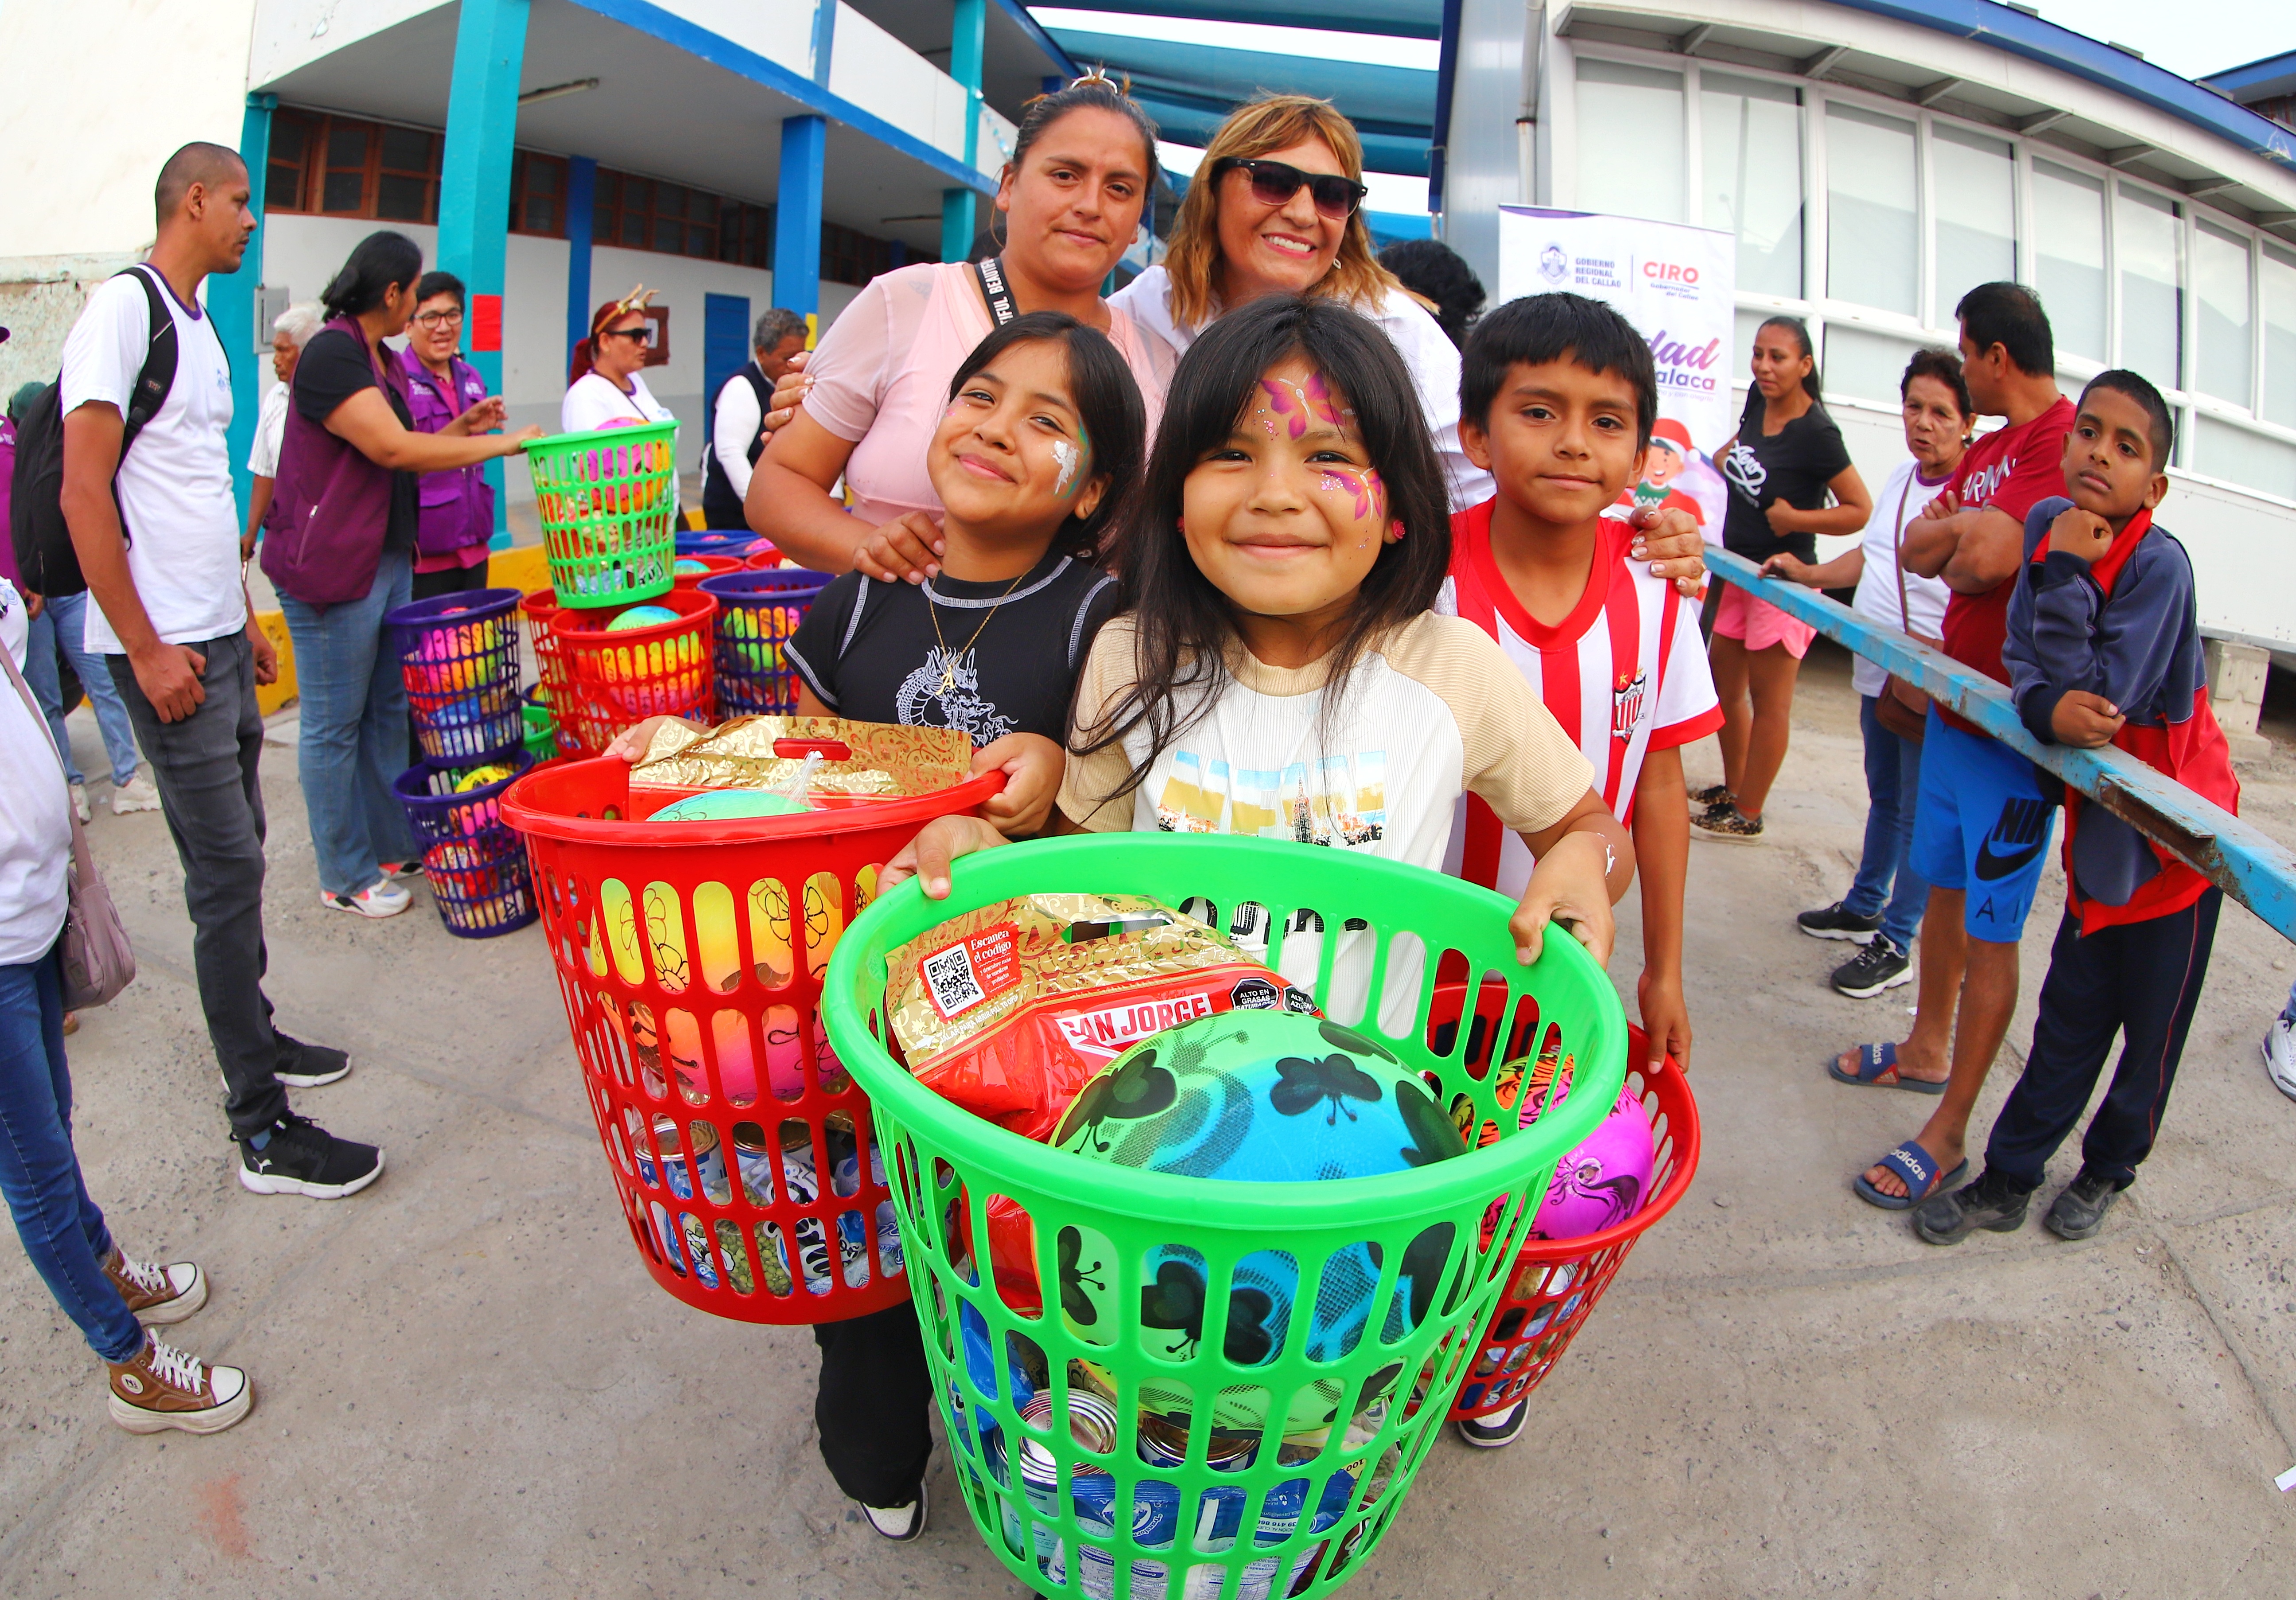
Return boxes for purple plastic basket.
[675,530,760,558]
[421,834,538,939]
[386,588,523,762]
[698,568,832,714]
[392,752,534,851]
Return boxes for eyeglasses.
[1211,158,1368,221]
[414,309,463,328]
[607,324,655,346]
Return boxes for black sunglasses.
[1212,157,1369,221]
[607,323,655,345]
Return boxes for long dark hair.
[944,311,1146,562]
[319,230,423,320]
[1756,314,1823,405]
[1008,73,1158,190]
[1078,294,1451,798]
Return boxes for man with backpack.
[43,141,384,1199]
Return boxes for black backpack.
[9,266,185,598]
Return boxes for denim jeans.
[109,631,291,1139]
[275,545,420,897]
[0,945,145,1364]
[1843,694,1930,950]
[39,591,144,788]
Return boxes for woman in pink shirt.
[748,75,1169,581]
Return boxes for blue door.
[703,292,751,433]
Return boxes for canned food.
[680,1212,720,1289]
[733,1130,775,1206]
[1021,1390,1122,1456]
[689,1121,728,1204]
[657,1114,693,1200]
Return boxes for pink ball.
[1527,1086,1655,1242]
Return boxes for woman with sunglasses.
[398,271,499,599]
[564,287,676,437]
[1108,93,1489,510]
[747,74,1169,582]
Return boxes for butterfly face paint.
[1250,368,1356,441]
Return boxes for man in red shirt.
[1833,283,2075,1210]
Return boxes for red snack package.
[884,893,1318,1142]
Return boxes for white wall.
[248,0,444,87]
[0,0,260,262]
[654,0,818,80]
[829,3,968,166]
[263,217,862,504]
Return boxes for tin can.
[657,1114,694,1200]
[1022,1389,1122,1456]
[793,1215,832,1294]
[688,1120,728,1205]
[875,1200,905,1277]
[680,1211,720,1289]
[733,1130,775,1206]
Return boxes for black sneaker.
[1797,900,1881,943]
[1831,936,1913,998]
[273,1032,350,1089]
[1688,783,1733,811]
[236,1114,385,1199]
[1455,1397,1530,1449]
[2043,1169,2123,1240]
[1911,1167,2031,1245]
[1690,803,1764,841]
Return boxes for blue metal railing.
[1703,548,2296,943]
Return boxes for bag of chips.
[884,892,1318,1142]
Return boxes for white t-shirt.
[59,266,244,655]
[712,363,765,500]
[0,579,72,966]
[1848,458,1954,699]
[247,378,290,478]
[1110,265,1495,512]
[562,369,674,434]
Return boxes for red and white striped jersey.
[1437,499,1723,898]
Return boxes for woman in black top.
[1693,315,1872,840]
[268,231,538,917]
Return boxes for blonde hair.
[1162,95,1399,330]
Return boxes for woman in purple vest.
[260,232,539,919]
[399,270,499,599]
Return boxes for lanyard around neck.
[973,256,1017,327]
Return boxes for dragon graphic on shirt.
[893,648,1017,746]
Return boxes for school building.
[1437,2,2296,654]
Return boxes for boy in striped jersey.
[1441,292,1722,1086]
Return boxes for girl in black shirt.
[1694,315,1872,840]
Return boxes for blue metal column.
[776,115,826,316]
[213,93,275,522]
[436,0,528,545]
[563,155,597,367]
[941,0,986,262]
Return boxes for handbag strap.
[0,616,101,889]
[1891,472,1918,634]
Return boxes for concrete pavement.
[4,644,2293,1598]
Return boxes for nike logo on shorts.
[1974,796,2052,880]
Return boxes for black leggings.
[409,557,491,602]
[812,1302,934,1507]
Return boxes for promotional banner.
[1496,206,1738,540]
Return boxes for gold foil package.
[631,715,973,799]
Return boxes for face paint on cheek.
[1317,465,1385,530]
[1051,438,1082,496]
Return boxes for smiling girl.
[890,295,1633,990]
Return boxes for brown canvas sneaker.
[104,1247,207,1326]
[107,1332,253,1435]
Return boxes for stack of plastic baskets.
[387,589,524,764]
[525,420,679,608]
[820,834,1629,1600]
[744,544,784,571]
[1445,1017,1698,1422]
[671,553,744,589]
[520,587,567,709]
[549,590,719,756]
[699,569,832,715]
[497,751,1006,1320]
[522,687,561,765]
[391,752,538,937]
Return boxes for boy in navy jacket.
[1914,370,2237,1246]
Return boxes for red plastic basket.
[550,590,718,757]
[521,587,568,711]
[498,752,1004,1323]
[1447,1019,1698,1419]
[744,544,784,570]
[672,554,744,589]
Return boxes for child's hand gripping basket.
[497,724,1005,1324]
[524,420,679,607]
[1442,1014,1699,1422]
[821,835,1628,1600]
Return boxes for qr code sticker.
[922,944,985,1018]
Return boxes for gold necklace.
[926,567,1031,693]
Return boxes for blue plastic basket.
[697,568,833,714]
[386,588,524,763]
[392,752,534,852]
[422,833,539,939]
[675,530,760,559]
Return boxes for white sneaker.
[862,1480,927,1540]
[2264,1017,2296,1102]
[320,881,412,919]
[111,772,162,814]
[70,782,92,823]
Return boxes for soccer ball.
[1522,1083,1654,1242]
[649,789,809,821]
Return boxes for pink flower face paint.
[1317,466,1385,526]
[1249,369,1360,443]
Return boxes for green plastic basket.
[523,420,679,608]
[521,699,559,764]
[823,834,1627,1599]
